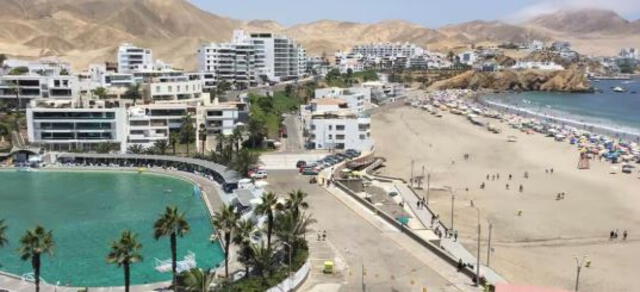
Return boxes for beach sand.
[371,104,640,292]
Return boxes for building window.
[168,86,172,92]
[156,86,161,92]
[359,134,366,139]
[328,125,332,130]
[336,125,345,130]
[328,134,332,139]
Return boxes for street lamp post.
[450,192,455,231]
[487,223,493,267]
[283,242,293,288]
[426,173,431,205]
[475,208,481,287]
[574,255,589,291]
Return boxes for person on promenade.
[322,230,327,241]
[550,168,554,174]
[519,185,523,193]
[524,171,529,179]
[509,174,512,180]
[506,184,509,190]
[486,174,490,180]
[623,230,628,240]
[480,182,485,189]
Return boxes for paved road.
[282,113,305,153]
[266,170,478,292]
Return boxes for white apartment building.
[0,74,78,103]
[26,100,127,152]
[314,87,372,113]
[126,107,171,149]
[197,38,257,88]
[145,76,208,104]
[619,48,638,60]
[245,31,307,82]
[117,43,153,74]
[307,110,373,152]
[196,101,244,152]
[2,58,71,76]
[458,51,478,66]
[512,61,564,71]
[351,43,425,58]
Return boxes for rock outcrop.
[429,66,592,93]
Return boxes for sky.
[192,0,640,27]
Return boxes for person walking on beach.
[486,174,490,180]
[610,230,615,240]
[550,168,554,174]
[322,230,327,241]
[519,184,523,193]
[480,182,485,189]
[509,174,512,180]
[623,230,628,240]
[506,184,509,190]
[524,171,529,179]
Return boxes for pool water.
[0,170,224,287]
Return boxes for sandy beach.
[371,103,640,292]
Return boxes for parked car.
[622,164,635,174]
[301,167,321,175]
[250,169,268,179]
[223,182,238,194]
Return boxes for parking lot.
[265,170,476,292]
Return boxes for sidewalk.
[392,182,506,284]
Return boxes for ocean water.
[0,171,224,287]
[482,78,640,137]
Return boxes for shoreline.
[0,166,225,291]
[479,95,640,141]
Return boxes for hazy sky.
[192,0,640,27]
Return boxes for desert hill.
[0,0,638,70]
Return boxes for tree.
[274,211,315,259]
[230,148,260,177]
[212,205,240,279]
[233,219,257,276]
[96,142,116,154]
[0,219,7,247]
[154,206,191,289]
[127,144,144,154]
[247,243,277,280]
[216,80,232,98]
[231,127,244,153]
[177,268,216,292]
[198,123,207,154]
[153,140,169,155]
[180,114,196,156]
[59,68,69,76]
[282,189,309,220]
[123,83,142,104]
[19,226,55,292]
[255,192,278,251]
[247,117,266,148]
[106,230,143,292]
[92,87,108,99]
[170,132,179,155]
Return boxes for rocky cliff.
[429,66,592,93]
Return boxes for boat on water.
[613,86,627,93]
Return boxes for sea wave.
[481,98,640,140]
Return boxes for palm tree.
[211,205,240,278]
[19,226,55,292]
[170,132,179,155]
[106,230,143,292]
[177,268,216,292]
[247,117,265,148]
[153,140,169,155]
[274,211,315,258]
[0,219,8,248]
[282,189,309,220]
[233,219,257,276]
[123,83,142,104]
[153,206,190,289]
[231,127,244,153]
[215,132,226,153]
[180,114,195,156]
[248,243,277,280]
[127,144,144,154]
[230,148,260,177]
[255,192,279,251]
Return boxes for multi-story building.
[307,110,373,152]
[314,87,372,113]
[145,76,208,104]
[619,48,638,60]
[245,31,307,82]
[0,74,78,103]
[197,37,257,88]
[351,43,425,58]
[126,107,171,149]
[196,101,244,152]
[117,43,153,74]
[26,100,127,152]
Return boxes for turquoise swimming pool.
[0,170,224,287]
